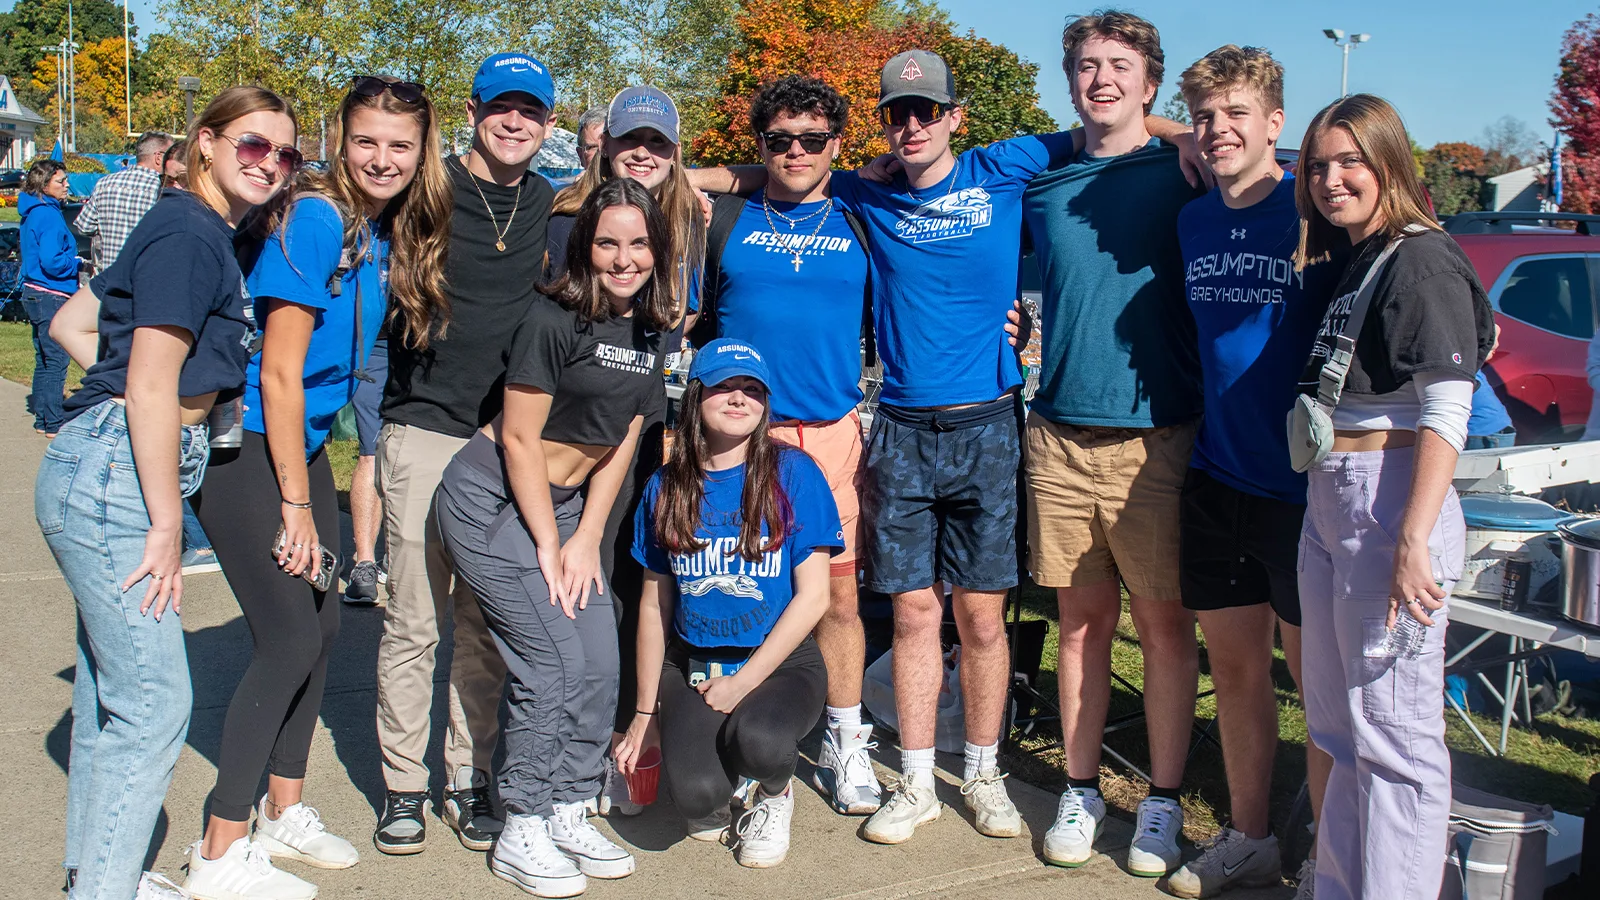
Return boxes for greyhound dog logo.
[896,187,994,244]
[681,573,765,601]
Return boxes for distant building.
[0,75,49,168]
[1485,163,1551,212]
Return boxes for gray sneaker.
[959,768,1021,838]
[343,560,381,606]
[1167,828,1281,898]
[1293,857,1316,900]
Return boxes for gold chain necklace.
[467,165,521,252]
[761,191,833,273]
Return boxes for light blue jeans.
[37,400,209,900]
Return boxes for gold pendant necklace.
[468,165,521,252]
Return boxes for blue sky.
[936,0,1591,151]
[8,0,1590,152]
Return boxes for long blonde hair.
[189,85,298,241]
[553,123,705,327]
[270,79,453,349]
[1294,94,1440,268]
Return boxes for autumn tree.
[1551,13,1600,212]
[1418,141,1487,216]
[691,0,1054,168]
[1480,115,1542,176]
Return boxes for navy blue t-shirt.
[715,195,868,422]
[1023,140,1204,427]
[830,133,1073,408]
[67,189,252,420]
[1179,175,1343,503]
[632,448,844,649]
[242,196,388,456]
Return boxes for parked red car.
[1444,211,1600,443]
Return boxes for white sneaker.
[685,805,732,842]
[1294,857,1316,900]
[959,768,1022,838]
[1127,796,1184,877]
[813,724,883,814]
[253,798,359,870]
[184,837,317,900]
[1042,786,1106,867]
[1168,828,1281,898]
[598,756,642,817]
[136,872,191,899]
[548,802,635,879]
[861,776,941,844]
[734,785,794,868]
[490,814,586,898]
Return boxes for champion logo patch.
[901,58,924,81]
[1452,352,1463,364]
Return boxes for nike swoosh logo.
[1222,852,1255,877]
[733,354,752,360]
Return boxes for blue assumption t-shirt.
[67,189,253,420]
[1179,174,1343,503]
[830,132,1074,408]
[1023,139,1204,427]
[715,195,868,422]
[242,196,388,457]
[1468,368,1513,436]
[633,449,844,649]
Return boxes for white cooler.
[1458,492,1570,602]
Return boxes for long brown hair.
[270,77,453,349]
[654,380,794,561]
[1294,94,1440,268]
[545,178,675,330]
[553,105,705,328]
[188,85,298,241]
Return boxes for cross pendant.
[792,255,803,272]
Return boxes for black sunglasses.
[351,75,426,104]
[880,97,948,128]
[219,132,304,172]
[760,131,836,154]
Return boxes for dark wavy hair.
[749,74,849,135]
[544,178,675,330]
[654,379,794,561]
[22,159,65,196]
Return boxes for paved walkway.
[0,378,1293,899]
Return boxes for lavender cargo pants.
[1298,447,1463,900]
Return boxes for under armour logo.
[901,58,924,81]
[1231,228,1247,240]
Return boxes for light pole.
[1323,29,1371,97]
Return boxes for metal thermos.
[207,396,244,449]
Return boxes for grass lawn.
[0,321,85,393]
[0,207,18,223]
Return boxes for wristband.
[281,498,313,509]
[635,709,656,716]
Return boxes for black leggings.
[193,430,340,822]
[659,638,827,819]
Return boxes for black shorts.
[1179,467,1305,626]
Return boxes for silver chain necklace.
[761,191,833,273]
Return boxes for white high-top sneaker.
[734,785,794,868]
[547,802,636,879]
[812,724,883,814]
[183,837,317,900]
[490,814,586,898]
[253,798,359,870]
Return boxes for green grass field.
[0,207,18,223]
[2,320,1595,846]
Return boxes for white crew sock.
[826,704,862,730]
[963,740,998,782]
[900,746,936,788]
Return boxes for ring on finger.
[1405,597,1422,606]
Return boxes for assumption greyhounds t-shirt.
[633,449,844,649]
[242,196,389,457]
[1179,174,1344,503]
[715,194,868,422]
[830,132,1074,408]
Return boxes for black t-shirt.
[505,294,664,446]
[381,155,555,437]
[66,189,252,420]
[1299,228,1494,397]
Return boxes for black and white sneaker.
[374,790,429,855]
[343,560,382,606]
[443,767,502,852]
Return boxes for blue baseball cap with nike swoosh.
[689,338,772,392]
[472,53,556,109]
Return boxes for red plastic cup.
[626,747,661,806]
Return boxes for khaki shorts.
[1024,416,1196,599]
[771,411,863,577]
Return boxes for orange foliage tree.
[691,0,1054,168]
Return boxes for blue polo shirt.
[714,195,868,422]
[830,132,1074,408]
[242,196,388,456]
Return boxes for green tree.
[1419,141,1488,216]
[1159,92,1190,126]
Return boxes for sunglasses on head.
[880,97,948,128]
[219,132,304,172]
[351,75,426,104]
[760,131,835,154]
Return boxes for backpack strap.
[1314,226,1424,410]
[293,191,375,382]
[689,192,751,349]
[839,206,876,369]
